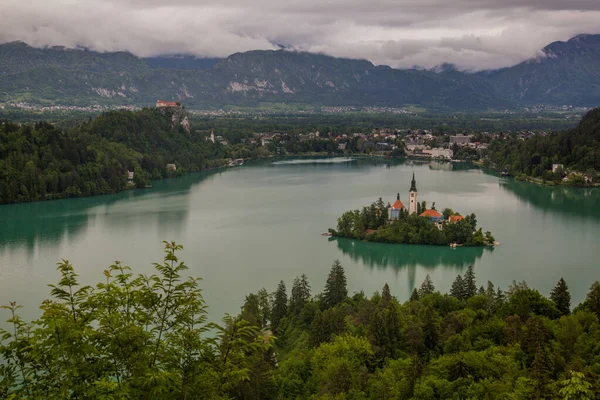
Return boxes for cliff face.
[156,106,190,133]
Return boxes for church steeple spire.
[397,192,400,200]
[410,172,417,192]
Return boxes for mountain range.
[1,34,600,111]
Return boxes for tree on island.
[323,260,347,309]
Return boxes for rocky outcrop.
[156,105,190,134]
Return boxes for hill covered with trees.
[486,107,600,184]
[0,108,256,204]
[1,242,600,399]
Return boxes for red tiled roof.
[420,209,442,218]
[392,199,404,209]
[366,229,377,235]
[449,215,464,223]
[157,100,178,106]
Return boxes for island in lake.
[329,173,496,247]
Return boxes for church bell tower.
[408,172,418,215]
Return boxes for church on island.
[388,173,457,228]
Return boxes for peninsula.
[329,173,495,247]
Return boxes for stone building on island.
[387,173,460,230]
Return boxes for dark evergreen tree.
[421,306,440,351]
[271,280,288,334]
[463,265,477,299]
[478,285,485,295]
[380,283,392,307]
[486,281,495,298]
[450,275,465,300]
[418,275,435,297]
[410,288,420,302]
[550,278,571,316]
[290,274,311,316]
[585,281,600,317]
[531,345,553,399]
[323,260,347,309]
[496,287,506,306]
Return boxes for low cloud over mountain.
[2,0,600,70]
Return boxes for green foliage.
[0,242,273,399]
[487,108,600,183]
[4,250,600,399]
[559,371,595,400]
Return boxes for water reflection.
[0,169,223,255]
[499,179,600,220]
[331,237,489,290]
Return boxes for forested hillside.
[486,107,600,182]
[0,108,230,204]
[1,242,599,399]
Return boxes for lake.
[1,157,599,323]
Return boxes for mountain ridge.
[1,35,600,110]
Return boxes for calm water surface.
[1,158,599,322]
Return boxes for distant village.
[204,125,555,163]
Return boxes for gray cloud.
[1,0,600,70]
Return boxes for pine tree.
[410,288,420,302]
[418,275,435,297]
[585,281,600,317]
[478,285,485,295]
[257,288,271,327]
[531,344,553,398]
[290,274,311,316]
[271,280,288,334]
[323,260,347,309]
[450,275,465,300]
[495,287,506,306]
[463,265,477,299]
[550,278,571,316]
[486,281,495,298]
[381,283,392,307]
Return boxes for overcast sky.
[1,0,600,70]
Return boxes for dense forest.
[0,108,234,203]
[1,242,599,399]
[486,108,600,184]
[331,199,494,246]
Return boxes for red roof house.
[156,100,178,108]
[449,215,464,223]
[420,209,443,220]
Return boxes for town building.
[387,173,419,221]
[422,148,453,159]
[408,173,418,215]
[449,215,464,223]
[387,194,405,221]
[450,134,472,145]
[127,171,134,186]
[166,163,177,171]
[552,164,564,173]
